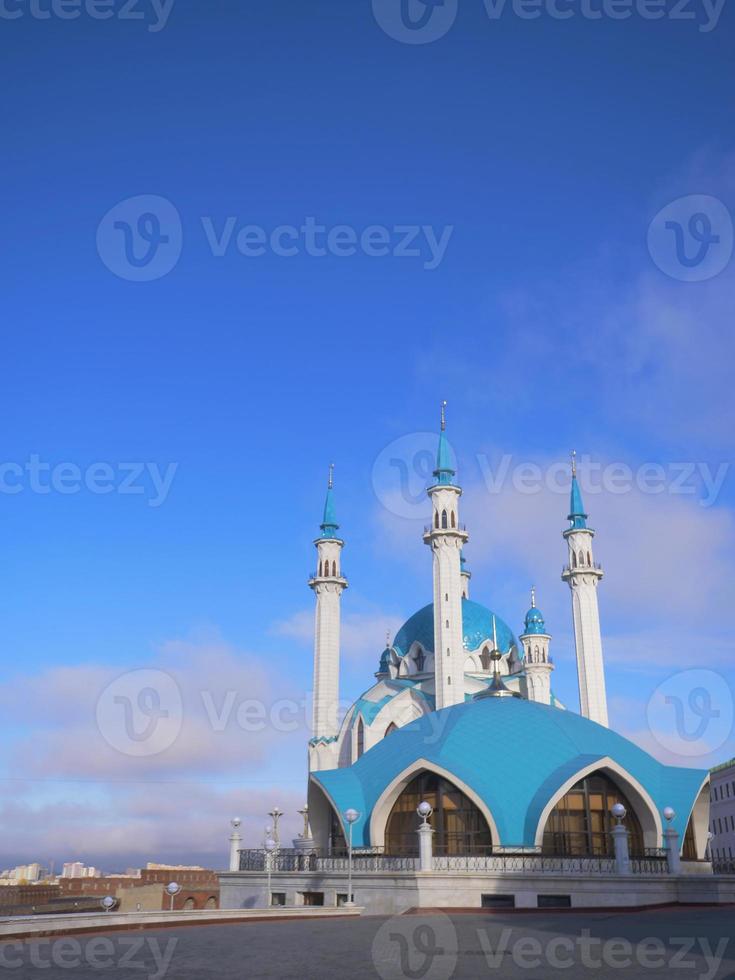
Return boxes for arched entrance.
[542,772,644,856]
[385,771,493,855]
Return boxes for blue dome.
[523,605,547,635]
[377,648,391,673]
[313,696,707,849]
[392,598,518,657]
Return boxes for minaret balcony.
[309,571,348,586]
[422,523,469,544]
[562,562,603,580]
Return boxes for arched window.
[332,560,337,576]
[414,648,426,672]
[578,551,584,567]
[183,897,196,910]
[479,647,491,670]
[587,551,592,566]
[572,552,577,568]
[451,511,456,528]
[385,771,493,856]
[318,561,322,577]
[534,645,540,662]
[434,511,439,528]
[441,510,448,529]
[542,772,644,856]
[385,722,398,737]
[356,718,364,759]
[205,897,217,909]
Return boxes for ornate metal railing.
[431,853,618,874]
[712,858,735,875]
[238,846,672,875]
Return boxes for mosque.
[220,409,722,911]
[305,408,709,862]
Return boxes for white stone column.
[611,824,630,875]
[418,823,434,872]
[664,827,681,874]
[229,820,242,872]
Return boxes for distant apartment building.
[710,757,735,863]
[11,863,41,882]
[61,863,99,879]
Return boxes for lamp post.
[662,806,680,874]
[165,882,181,911]
[610,803,630,875]
[229,817,242,872]
[100,896,116,913]
[416,800,434,872]
[264,836,277,908]
[344,808,360,907]
[268,807,284,847]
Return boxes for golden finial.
[440,400,447,432]
[571,450,577,477]
[328,462,334,490]
[531,586,536,608]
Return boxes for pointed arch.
[385,722,398,737]
[434,511,439,529]
[441,509,448,529]
[451,511,456,528]
[356,717,365,760]
[332,560,337,577]
[369,759,500,849]
[531,757,662,851]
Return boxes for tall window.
[441,510,448,529]
[414,648,426,672]
[356,717,364,759]
[479,647,491,670]
[542,772,644,856]
[385,771,492,856]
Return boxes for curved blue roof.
[312,697,706,849]
[393,598,517,658]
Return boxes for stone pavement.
[1,906,734,979]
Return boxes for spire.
[568,451,588,529]
[474,616,519,700]
[433,400,456,485]
[523,586,547,635]
[320,463,340,538]
[530,585,536,608]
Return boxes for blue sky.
[0,0,733,870]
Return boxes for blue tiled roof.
[312,697,706,848]
[568,475,588,530]
[393,598,518,658]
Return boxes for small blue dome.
[377,648,391,673]
[523,605,547,635]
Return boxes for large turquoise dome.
[392,598,518,657]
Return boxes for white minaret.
[561,452,609,727]
[519,587,554,705]
[423,403,468,710]
[308,465,347,770]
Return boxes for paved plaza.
[2,907,734,979]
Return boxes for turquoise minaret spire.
[568,451,588,529]
[433,400,456,486]
[320,463,340,539]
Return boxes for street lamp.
[100,896,116,912]
[264,836,277,908]
[165,882,181,911]
[663,807,676,823]
[268,807,284,847]
[417,800,433,824]
[344,808,360,908]
[611,803,626,823]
